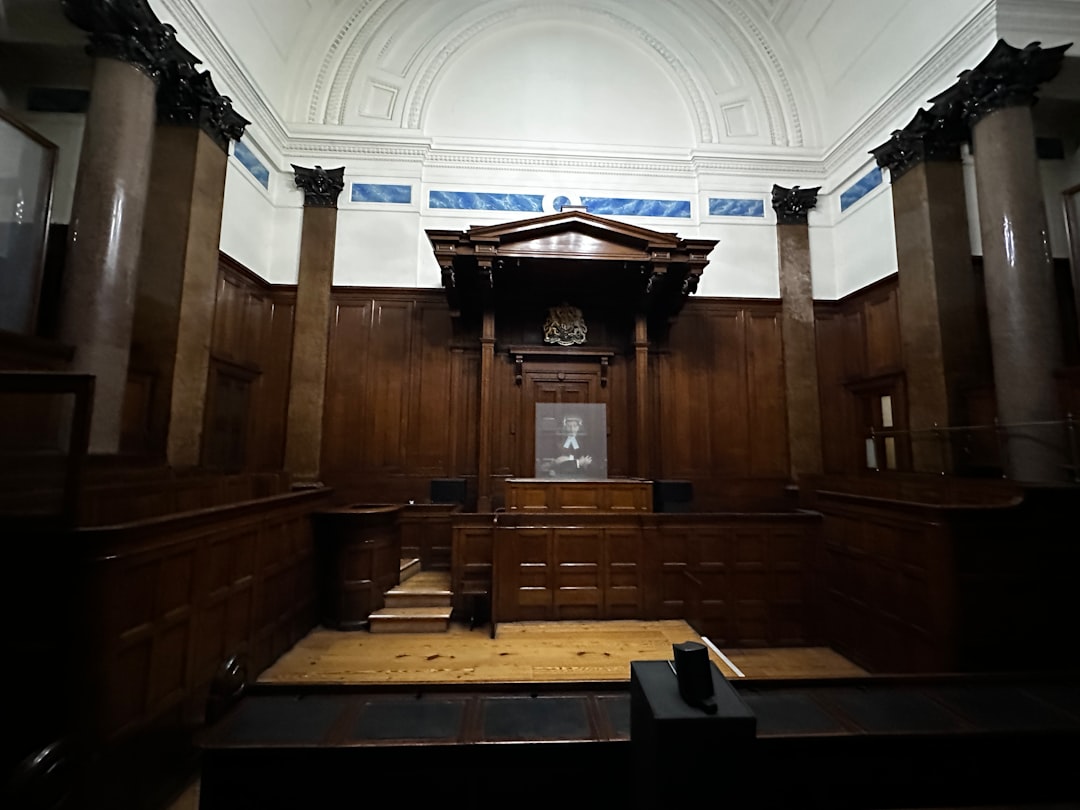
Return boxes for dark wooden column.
[871,109,984,473]
[57,0,176,453]
[477,308,496,512]
[132,55,249,464]
[772,185,824,480]
[284,165,345,483]
[930,39,1071,482]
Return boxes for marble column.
[284,165,345,483]
[772,185,824,480]
[57,0,177,453]
[132,58,248,465]
[872,109,985,473]
[930,40,1071,482]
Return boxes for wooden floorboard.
[257,620,867,685]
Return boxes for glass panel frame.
[0,109,57,336]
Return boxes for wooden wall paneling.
[732,527,772,647]
[863,281,903,375]
[605,351,632,478]
[686,524,731,643]
[406,301,455,475]
[651,525,690,619]
[605,526,644,618]
[248,294,294,471]
[398,503,456,570]
[815,309,856,473]
[211,271,243,363]
[747,310,789,476]
[321,299,373,475]
[449,347,480,482]
[477,310,496,511]
[488,354,519,502]
[659,308,715,479]
[706,308,751,475]
[769,526,813,646]
[451,517,494,614]
[815,495,956,673]
[553,528,604,620]
[368,299,413,470]
[494,526,552,622]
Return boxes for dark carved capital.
[928,39,1072,128]
[292,165,345,208]
[62,0,178,82]
[157,50,250,151]
[870,107,966,181]
[771,185,820,225]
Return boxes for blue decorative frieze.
[429,191,544,212]
[840,167,883,212]
[233,141,269,189]
[708,198,765,218]
[351,183,412,204]
[580,197,691,218]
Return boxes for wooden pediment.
[427,211,716,324]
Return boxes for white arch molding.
[306,0,808,148]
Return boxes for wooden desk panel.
[505,478,652,512]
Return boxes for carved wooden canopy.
[426,210,717,326]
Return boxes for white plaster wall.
[781,0,989,148]
[265,202,303,285]
[809,225,840,300]
[695,221,779,299]
[334,209,424,286]
[1042,158,1074,259]
[219,159,274,275]
[831,185,899,298]
[422,18,695,149]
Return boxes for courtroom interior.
[2,0,1080,807]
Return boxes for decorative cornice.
[157,0,291,159]
[771,184,820,225]
[821,1,996,175]
[61,0,178,81]
[927,39,1072,128]
[870,107,966,182]
[157,46,250,151]
[292,165,346,207]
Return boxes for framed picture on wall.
[0,108,57,336]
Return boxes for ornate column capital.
[157,48,250,152]
[62,0,177,82]
[871,107,967,182]
[292,165,346,208]
[927,39,1072,128]
[771,185,820,225]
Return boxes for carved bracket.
[292,164,345,208]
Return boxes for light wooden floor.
[164,622,866,810]
[258,620,868,684]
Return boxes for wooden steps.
[368,564,453,633]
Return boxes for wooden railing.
[78,486,333,742]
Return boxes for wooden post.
[634,314,650,477]
[477,308,496,511]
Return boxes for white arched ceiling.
[296,0,810,149]
[421,18,697,149]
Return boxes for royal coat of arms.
[543,303,587,346]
